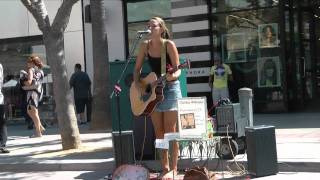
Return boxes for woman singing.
[133,17,181,179]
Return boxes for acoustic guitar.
[130,60,190,116]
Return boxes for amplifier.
[112,130,135,167]
[216,103,241,134]
[245,125,278,177]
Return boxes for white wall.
[105,0,126,62]
[64,1,85,80]
[0,0,126,82]
[64,31,85,80]
[83,0,94,83]
[28,0,62,36]
[0,1,29,38]
[0,0,84,81]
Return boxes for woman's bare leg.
[151,111,170,173]
[27,105,43,136]
[164,110,179,173]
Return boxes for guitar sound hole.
[145,84,151,93]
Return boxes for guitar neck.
[155,60,190,85]
[157,66,179,84]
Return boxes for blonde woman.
[133,17,181,178]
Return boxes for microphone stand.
[109,31,147,166]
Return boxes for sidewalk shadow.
[32,146,114,160]
[75,171,111,180]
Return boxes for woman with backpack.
[22,55,45,138]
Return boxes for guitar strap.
[161,39,167,77]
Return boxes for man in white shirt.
[0,63,9,153]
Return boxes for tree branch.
[21,0,51,33]
[51,0,79,33]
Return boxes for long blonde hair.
[151,17,170,39]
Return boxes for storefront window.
[213,7,279,65]
[0,37,46,80]
[212,5,282,108]
[126,0,171,56]
[0,36,51,120]
[212,0,278,13]
[127,0,170,23]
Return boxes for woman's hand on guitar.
[165,73,176,82]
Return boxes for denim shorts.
[155,80,182,112]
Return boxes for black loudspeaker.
[245,125,278,177]
[133,116,155,160]
[112,131,135,167]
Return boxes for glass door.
[285,0,319,111]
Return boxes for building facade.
[0,0,86,119]
[1,0,319,115]
[122,0,320,112]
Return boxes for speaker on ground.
[245,125,278,177]
[112,130,135,167]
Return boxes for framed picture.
[246,36,260,61]
[177,97,207,139]
[258,23,278,48]
[180,113,196,130]
[257,56,281,88]
[222,33,247,63]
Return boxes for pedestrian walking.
[22,55,45,138]
[69,63,92,124]
[0,63,9,153]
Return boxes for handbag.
[183,166,216,180]
[21,69,43,93]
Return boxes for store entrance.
[285,0,320,112]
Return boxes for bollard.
[238,87,253,127]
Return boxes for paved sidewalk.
[1,122,115,173]
[0,112,319,179]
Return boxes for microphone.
[137,29,151,34]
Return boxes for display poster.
[222,33,247,63]
[257,56,281,87]
[258,23,279,48]
[177,97,207,138]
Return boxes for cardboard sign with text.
[177,97,207,138]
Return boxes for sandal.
[40,126,46,134]
[158,170,178,179]
[29,134,42,138]
[0,147,10,153]
[157,169,169,180]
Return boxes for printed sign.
[177,97,207,138]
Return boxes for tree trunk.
[44,32,81,149]
[21,0,81,150]
[90,0,112,130]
